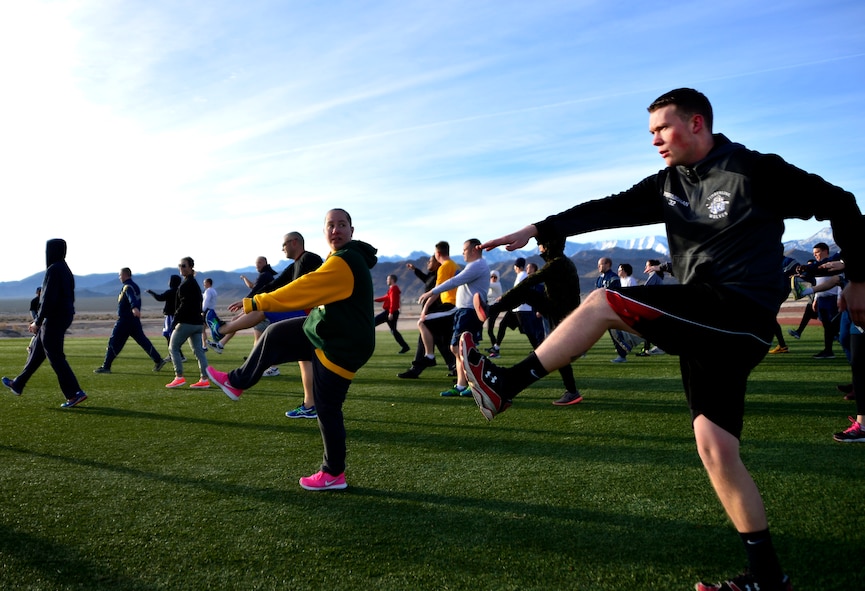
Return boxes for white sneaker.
[263,366,280,377]
[647,347,665,355]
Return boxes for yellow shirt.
[437,259,459,306]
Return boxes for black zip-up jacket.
[534,134,865,312]
[174,275,203,326]
[147,275,182,316]
[245,264,278,298]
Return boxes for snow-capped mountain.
[782,227,836,253]
[378,237,670,265]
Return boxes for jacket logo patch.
[664,191,689,208]
[706,191,730,219]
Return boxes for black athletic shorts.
[606,283,777,439]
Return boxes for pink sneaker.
[299,470,347,491]
[206,366,242,400]
[189,379,210,389]
[166,377,187,388]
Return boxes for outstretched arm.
[479,225,538,252]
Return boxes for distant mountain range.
[0,229,836,301]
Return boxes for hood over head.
[538,235,566,261]
[46,239,67,268]
[169,274,182,289]
[344,239,378,269]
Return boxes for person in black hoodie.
[146,274,183,356]
[3,239,87,408]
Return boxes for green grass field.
[1,330,862,590]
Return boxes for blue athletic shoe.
[61,392,87,408]
[2,376,22,396]
[208,317,225,342]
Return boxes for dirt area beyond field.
[0,300,815,340]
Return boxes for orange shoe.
[166,377,187,388]
[189,379,210,389]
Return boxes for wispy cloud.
[0,0,863,279]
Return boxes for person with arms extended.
[94,268,166,374]
[476,236,582,406]
[209,232,324,417]
[459,88,865,591]
[3,239,87,408]
[146,274,183,355]
[207,209,377,491]
[418,238,489,398]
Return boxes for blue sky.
[1,0,864,281]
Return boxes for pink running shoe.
[299,470,347,491]
[459,331,511,421]
[206,367,243,400]
[165,377,187,388]
[833,416,865,442]
[695,572,791,591]
[189,379,210,389]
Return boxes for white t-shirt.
[202,287,218,310]
[512,271,531,312]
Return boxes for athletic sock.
[504,352,548,399]
[739,529,783,587]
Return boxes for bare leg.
[534,289,633,372]
[419,319,436,357]
[220,311,266,336]
[299,361,314,408]
[694,415,768,532]
[453,343,467,387]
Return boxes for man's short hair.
[648,88,713,133]
[619,263,633,275]
[120,267,132,276]
[813,242,830,252]
[466,238,482,251]
[435,241,450,256]
[515,257,526,268]
[285,232,305,247]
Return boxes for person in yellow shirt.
[207,209,377,491]
[397,241,459,379]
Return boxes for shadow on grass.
[50,405,309,434]
[0,523,158,590]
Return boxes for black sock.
[739,529,783,586]
[504,352,549,399]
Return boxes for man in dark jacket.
[94,268,166,374]
[480,236,583,406]
[460,88,865,591]
[3,239,87,408]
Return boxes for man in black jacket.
[460,88,865,591]
[3,239,87,408]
